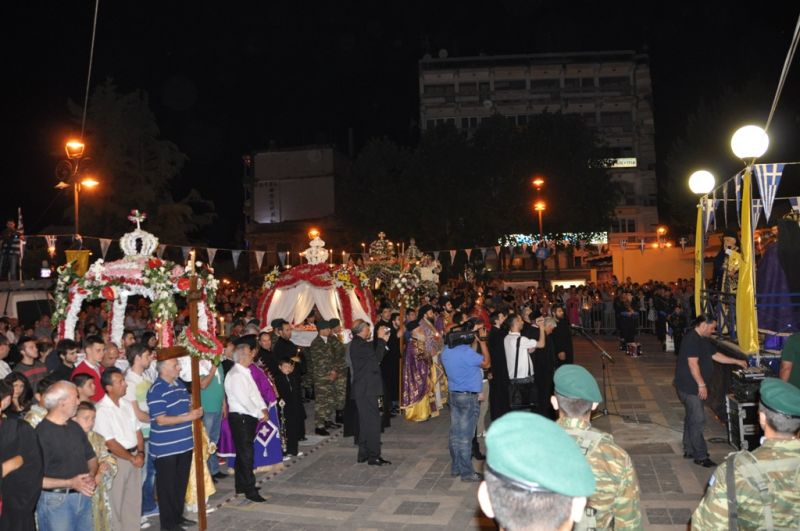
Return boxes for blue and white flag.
[789,197,800,213]
[753,163,785,222]
[703,198,716,233]
[734,171,743,226]
[722,181,729,227]
[619,239,627,250]
[752,199,762,229]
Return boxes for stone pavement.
[199,334,731,530]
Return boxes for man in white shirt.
[503,314,545,412]
[94,366,144,531]
[223,336,268,503]
[0,336,12,378]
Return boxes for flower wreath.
[179,328,224,365]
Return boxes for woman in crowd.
[3,373,32,420]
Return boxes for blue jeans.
[202,410,223,475]
[142,439,158,513]
[448,391,480,479]
[36,491,93,531]
[677,389,708,459]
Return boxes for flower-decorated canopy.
[53,212,218,348]
[257,238,376,329]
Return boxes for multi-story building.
[418,50,658,243]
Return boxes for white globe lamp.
[730,125,769,160]
[688,170,715,195]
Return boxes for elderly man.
[35,381,97,531]
[224,338,268,503]
[95,367,144,531]
[478,411,596,531]
[349,319,391,466]
[552,365,642,529]
[147,358,203,531]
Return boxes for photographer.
[440,318,491,482]
[504,314,545,412]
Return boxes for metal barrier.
[701,290,737,341]
[576,303,655,336]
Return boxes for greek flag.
[753,163,785,222]
[734,171,743,226]
[789,197,800,213]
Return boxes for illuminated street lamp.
[55,139,99,236]
[688,170,715,195]
[730,125,769,161]
[534,200,546,240]
[532,176,545,191]
[308,228,320,240]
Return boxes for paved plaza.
[201,334,731,530]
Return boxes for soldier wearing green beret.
[551,365,643,530]
[327,318,349,423]
[308,320,339,435]
[692,378,800,529]
[478,411,596,531]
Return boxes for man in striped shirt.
[147,357,203,531]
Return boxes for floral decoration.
[178,327,223,365]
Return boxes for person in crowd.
[692,378,800,528]
[122,343,158,520]
[551,305,574,367]
[487,310,510,421]
[271,319,307,440]
[147,357,202,531]
[779,331,800,388]
[94,367,143,531]
[222,339,268,502]
[71,335,106,402]
[503,314,543,412]
[100,343,120,370]
[221,337,235,375]
[0,379,42,531]
[440,318,490,482]
[36,339,55,371]
[4,372,33,419]
[533,316,558,420]
[0,220,21,281]
[198,346,226,482]
[674,315,748,467]
[552,365,642,529]
[327,318,349,426]
[350,319,391,466]
[256,330,277,379]
[477,411,596,531]
[73,373,97,403]
[72,401,117,531]
[0,336,11,379]
[667,303,687,355]
[308,320,338,436]
[50,339,79,381]
[274,358,303,459]
[36,381,96,531]
[12,336,48,391]
[23,375,57,428]
[377,308,400,417]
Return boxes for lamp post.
[688,169,715,318]
[534,200,546,285]
[55,139,99,236]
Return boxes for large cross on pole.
[157,275,207,530]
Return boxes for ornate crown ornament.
[368,232,395,262]
[120,210,159,258]
[304,236,329,265]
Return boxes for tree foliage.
[340,113,618,248]
[68,79,215,243]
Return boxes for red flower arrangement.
[179,327,223,365]
[101,286,116,301]
[148,258,163,269]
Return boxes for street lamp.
[532,176,545,192]
[534,200,546,240]
[731,125,769,161]
[308,228,320,240]
[688,170,715,195]
[55,139,99,236]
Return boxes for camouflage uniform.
[692,438,800,529]
[329,334,348,411]
[558,417,643,530]
[309,334,337,428]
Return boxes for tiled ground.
[197,334,730,530]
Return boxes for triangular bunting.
[734,171,743,226]
[449,250,456,262]
[480,248,487,260]
[703,198,716,233]
[182,246,191,262]
[752,199,762,229]
[619,239,627,250]
[206,248,217,266]
[156,244,166,259]
[790,197,800,213]
[722,181,729,227]
[231,250,241,269]
[711,189,718,231]
[255,250,265,270]
[753,163,785,222]
[494,246,500,257]
[639,238,646,254]
[465,249,472,260]
[278,252,287,266]
[99,238,112,259]
[432,250,439,261]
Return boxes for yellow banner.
[736,168,759,353]
[64,249,91,276]
[694,204,704,316]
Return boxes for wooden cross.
[157,274,207,530]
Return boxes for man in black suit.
[349,319,391,466]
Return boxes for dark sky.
[6,1,800,244]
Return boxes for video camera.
[445,317,482,348]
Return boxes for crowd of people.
[0,270,798,530]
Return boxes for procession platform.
[202,333,729,530]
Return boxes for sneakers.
[461,472,483,482]
[142,507,159,519]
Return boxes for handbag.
[509,336,536,410]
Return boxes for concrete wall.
[611,246,712,283]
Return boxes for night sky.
[6,1,800,244]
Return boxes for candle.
[330,248,333,264]
[219,316,225,336]
[189,249,196,274]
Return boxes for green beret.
[554,365,602,403]
[760,378,800,418]
[328,318,340,328]
[485,411,595,497]
[316,320,332,330]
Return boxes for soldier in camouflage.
[552,365,643,530]
[328,318,349,422]
[308,320,339,436]
[692,378,800,529]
